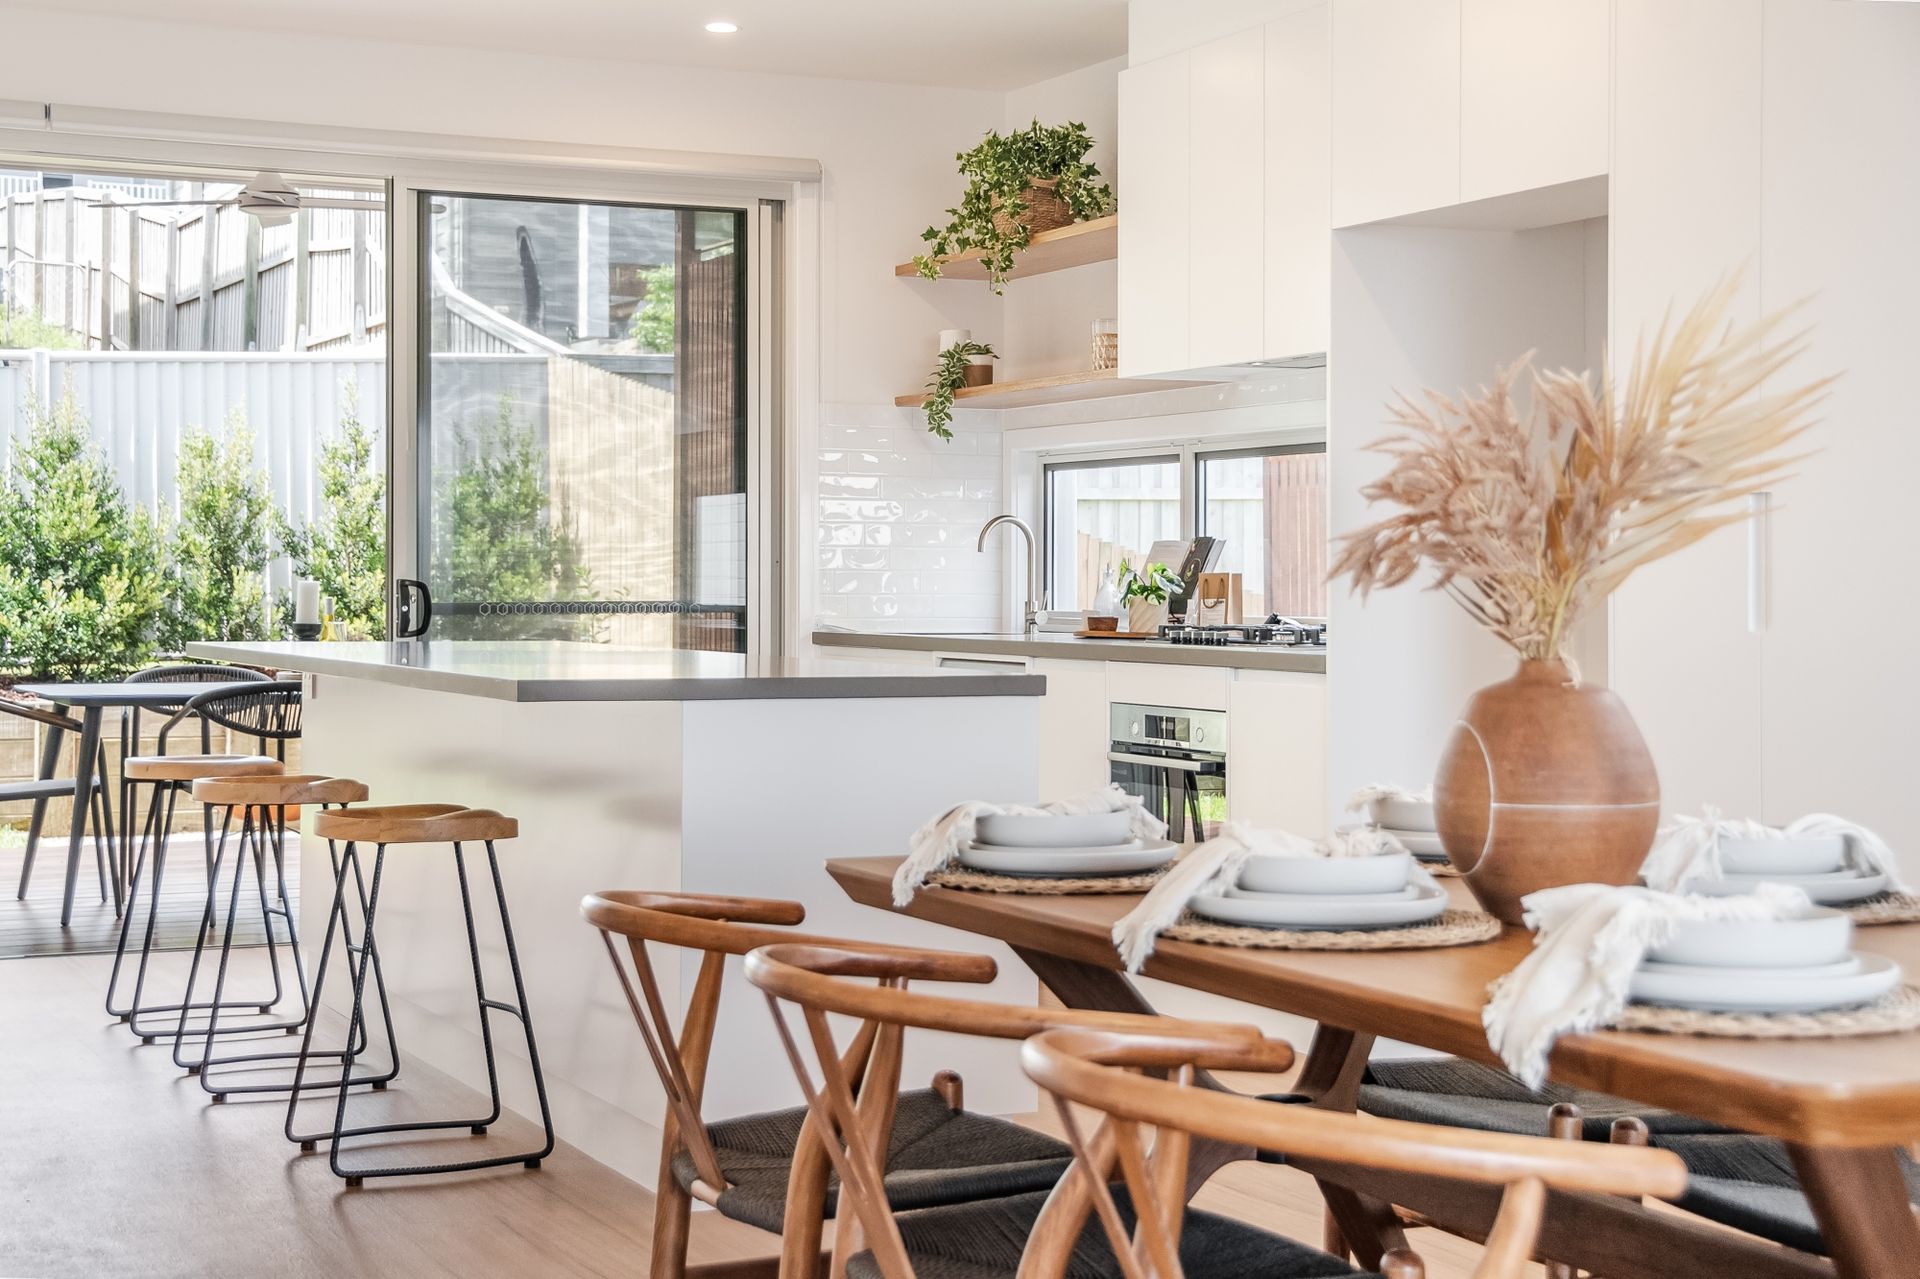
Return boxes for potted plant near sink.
[1118,559,1181,635]
[913,120,1115,294]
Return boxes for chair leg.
[1544,1102,1583,1279]
[1323,1205,1350,1261]
[648,1161,696,1279]
[16,721,64,899]
[1380,1249,1426,1279]
[478,838,556,1166]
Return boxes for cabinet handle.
[1747,492,1771,633]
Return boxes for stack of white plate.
[1682,834,1888,905]
[1188,850,1447,931]
[955,811,1178,878]
[1629,908,1901,1013]
[1366,795,1446,862]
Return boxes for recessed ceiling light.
[704,20,738,34]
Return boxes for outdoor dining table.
[828,855,1920,1279]
[14,680,255,927]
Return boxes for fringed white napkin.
[891,784,1167,906]
[1111,822,1409,972]
[1483,881,1812,1087]
[1641,808,1908,893]
[1345,782,1434,813]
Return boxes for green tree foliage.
[0,385,167,678]
[277,388,387,637]
[627,263,676,353]
[162,414,273,647]
[430,397,593,640]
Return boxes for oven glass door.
[1108,748,1226,843]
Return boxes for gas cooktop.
[1157,617,1327,648]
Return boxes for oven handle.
[1107,750,1219,773]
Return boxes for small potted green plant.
[1118,559,1182,634]
[913,120,1115,293]
[921,339,996,440]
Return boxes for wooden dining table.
[828,857,1920,1279]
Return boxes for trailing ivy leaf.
[920,341,996,441]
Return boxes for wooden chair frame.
[583,891,966,1279]
[1020,1029,1690,1279]
[743,942,1278,1279]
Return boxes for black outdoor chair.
[4,697,117,912]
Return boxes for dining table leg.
[58,707,103,928]
[1788,1142,1920,1278]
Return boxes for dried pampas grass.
[1332,276,1832,662]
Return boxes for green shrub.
[0,309,85,351]
[429,397,594,640]
[162,414,273,647]
[628,263,675,353]
[277,387,386,637]
[0,385,167,678]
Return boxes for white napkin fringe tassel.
[1642,808,1909,894]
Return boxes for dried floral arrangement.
[1332,277,1832,663]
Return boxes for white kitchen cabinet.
[1263,4,1331,359]
[1607,0,1764,821]
[1117,51,1191,377]
[1330,0,1461,227]
[1188,30,1268,366]
[1227,670,1328,833]
[1106,662,1230,714]
[1032,658,1113,798]
[1458,0,1609,203]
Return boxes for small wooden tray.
[1074,629,1161,640]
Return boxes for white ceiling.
[26,0,1131,92]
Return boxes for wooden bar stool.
[105,752,286,1041]
[289,804,554,1187]
[176,774,391,1102]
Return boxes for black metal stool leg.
[105,777,166,1019]
[324,837,553,1185]
[166,804,236,1058]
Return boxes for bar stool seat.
[125,754,284,783]
[313,804,518,844]
[193,774,370,807]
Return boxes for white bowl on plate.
[1719,834,1847,877]
[1367,796,1436,833]
[1687,870,1888,906]
[956,839,1175,877]
[1646,907,1853,969]
[1629,952,1898,1013]
[1237,850,1413,896]
[1379,828,1445,858]
[975,811,1132,849]
[1190,881,1447,931]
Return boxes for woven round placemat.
[1845,891,1920,926]
[1419,858,1463,878]
[1608,985,1920,1039]
[1159,907,1501,951]
[925,865,1170,896]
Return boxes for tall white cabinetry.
[1609,0,1920,868]
[1118,6,1330,375]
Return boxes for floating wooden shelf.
[894,368,1219,411]
[895,215,1118,283]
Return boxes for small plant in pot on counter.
[913,120,1115,293]
[1117,559,1182,633]
[921,340,996,440]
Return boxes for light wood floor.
[0,952,1525,1278]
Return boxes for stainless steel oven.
[1108,702,1227,843]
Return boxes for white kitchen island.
[186,640,1044,1188]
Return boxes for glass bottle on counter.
[1091,565,1122,618]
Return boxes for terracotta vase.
[1434,659,1660,924]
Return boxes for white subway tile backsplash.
[814,406,1004,633]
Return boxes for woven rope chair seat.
[669,1089,1072,1232]
[844,1186,1377,1279]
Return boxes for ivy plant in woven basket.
[913,120,1115,294]
[1331,276,1833,923]
[921,340,996,440]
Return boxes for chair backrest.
[742,942,1279,1279]
[126,663,271,684]
[162,682,302,747]
[1020,1028,1690,1279]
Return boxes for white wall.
[1326,218,1604,811]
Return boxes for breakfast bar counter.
[186,640,1047,1187]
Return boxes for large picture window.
[418,194,748,651]
[1040,439,1326,621]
